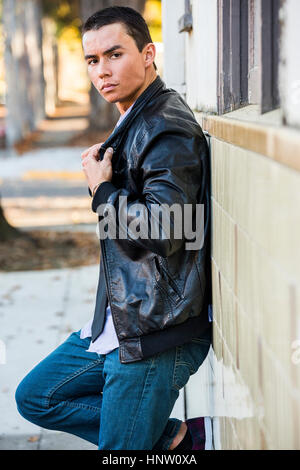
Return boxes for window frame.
[217,0,280,115]
[217,0,249,115]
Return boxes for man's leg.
[98,338,211,450]
[16,330,210,449]
[15,330,106,446]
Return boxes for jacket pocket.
[152,256,184,305]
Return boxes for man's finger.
[81,142,103,159]
[103,147,114,161]
[81,147,92,158]
[91,143,106,161]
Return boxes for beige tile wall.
[210,135,300,449]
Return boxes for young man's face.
[82,22,156,112]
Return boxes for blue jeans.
[15,330,210,450]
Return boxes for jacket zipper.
[100,238,120,341]
[158,258,185,301]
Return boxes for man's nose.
[96,59,111,78]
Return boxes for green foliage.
[41,0,162,41]
[42,0,81,38]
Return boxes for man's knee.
[15,373,45,424]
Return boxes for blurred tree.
[0,194,22,242]
[3,0,149,140]
[3,0,45,147]
[79,0,146,131]
[41,1,81,112]
[42,0,81,36]
[41,0,146,131]
[1,0,46,241]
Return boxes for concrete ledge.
[196,109,300,173]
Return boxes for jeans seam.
[60,400,101,412]
[171,346,182,391]
[175,361,196,375]
[44,357,104,409]
[125,356,157,448]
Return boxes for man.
[15,6,212,450]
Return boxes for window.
[217,0,280,115]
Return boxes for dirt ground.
[0,229,100,272]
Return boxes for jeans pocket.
[187,339,210,371]
[172,346,190,391]
[172,340,210,391]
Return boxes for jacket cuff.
[91,181,117,213]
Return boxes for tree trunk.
[80,0,146,131]
[42,17,59,116]
[3,0,45,148]
[0,200,22,242]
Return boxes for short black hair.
[82,6,157,71]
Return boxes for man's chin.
[99,92,119,104]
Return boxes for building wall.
[204,117,300,449]
[162,0,300,449]
[185,0,218,113]
[161,0,186,95]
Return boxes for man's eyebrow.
[84,45,124,60]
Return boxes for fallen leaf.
[11,285,21,292]
[27,436,39,443]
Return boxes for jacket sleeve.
[91,128,208,258]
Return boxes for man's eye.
[111,53,121,59]
[88,59,97,65]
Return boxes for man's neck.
[116,72,158,115]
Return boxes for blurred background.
[0,0,163,273]
[0,0,162,144]
[0,0,300,451]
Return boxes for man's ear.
[144,43,156,68]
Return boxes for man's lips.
[101,83,118,91]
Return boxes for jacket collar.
[98,75,166,159]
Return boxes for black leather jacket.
[90,75,212,364]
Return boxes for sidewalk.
[0,146,97,231]
[0,119,102,448]
[0,265,99,450]
[0,100,109,229]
